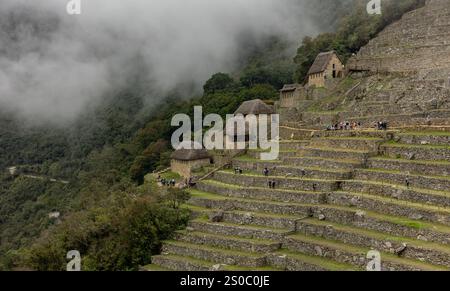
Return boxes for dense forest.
[0,0,426,270]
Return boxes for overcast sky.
[0,0,331,122]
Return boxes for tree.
[203,73,236,94]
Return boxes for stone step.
[354,168,450,192]
[186,204,450,246]
[368,157,450,176]
[151,254,214,271]
[175,230,282,253]
[284,233,448,271]
[297,218,450,267]
[140,264,170,271]
[273,166,352,180]
[267,250,357,271]
[283,156,362,170]
[232,159,352,179]
[188,191,329,218]
[279,140,310,151]
[212,170,339,192]
[246,149,296,160]
[232,157,282,172]
[279,126,315,140]
[151,254,278,271]
[309,137,385,151]
[311,129,396,139]
[328,190,450,227]
[342,179,450,209]
[196,181,327,205]
[188,218,293,241]
[301,147,372,162]
[162,241,268,267]
[380,142,450,161]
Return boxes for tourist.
[405,177,410,189]
[263,167,269,176]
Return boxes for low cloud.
[0,0,333,122]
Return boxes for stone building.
[307,51,344,88]
[170,144,211,178]
[279,84,306,108]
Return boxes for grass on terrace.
[300,218,450,255]
[383,140,450,150]
[358,168,450,181]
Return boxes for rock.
[384,242,392,248]
[355,211,366,219]
[211,264,226,271]
[225,258,236,265]
[314,246,323,256]
[318,214,326,221]
[406,152,416,160]
[395,243,408,256]
[410,214,424,220]
[350,197,360,206]
[420,141,430,145]
[243,212,254,223]
[209,211,224,223]
[186,227,195,232]
[417,235,428,242]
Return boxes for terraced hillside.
[296,0,450,129]
[148,129,450,271]
[145,0,450,271]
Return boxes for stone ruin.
[145,0,450,271]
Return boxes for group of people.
[268,180,277,189]
[158,176,177,187]
[234,166,243,175]
[326,121,362,131]
[375,121,388,130]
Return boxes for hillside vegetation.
[0,0,426,270]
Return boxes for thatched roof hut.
[234,99,274,116]
[171,141,211,161]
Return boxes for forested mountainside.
[0,0,425,270]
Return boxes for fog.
[0,0,339,122]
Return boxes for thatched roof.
[307,51,342,75]
[234,99,274,115]
[171,142,211,161]
[280,84,302,92]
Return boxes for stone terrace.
[148,129,450,271]
[145,0,450,272]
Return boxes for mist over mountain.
[0,0,350,122]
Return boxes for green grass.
[346,179,450,198]
[370,156,450,166]
[359,168,450,181]
[304,146,370,154]
[142,264,169,271]
[165,240,265,258]
[383,140,450,150]
[398,131,450,137]
[218,169,337,183]
[287,233,448,270]
[178,230,278,245]
[234,155,282,163]
[320,136,384,141]
[275,249,359,271]
[301,218,450,255]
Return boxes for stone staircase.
[147,129,450,271]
